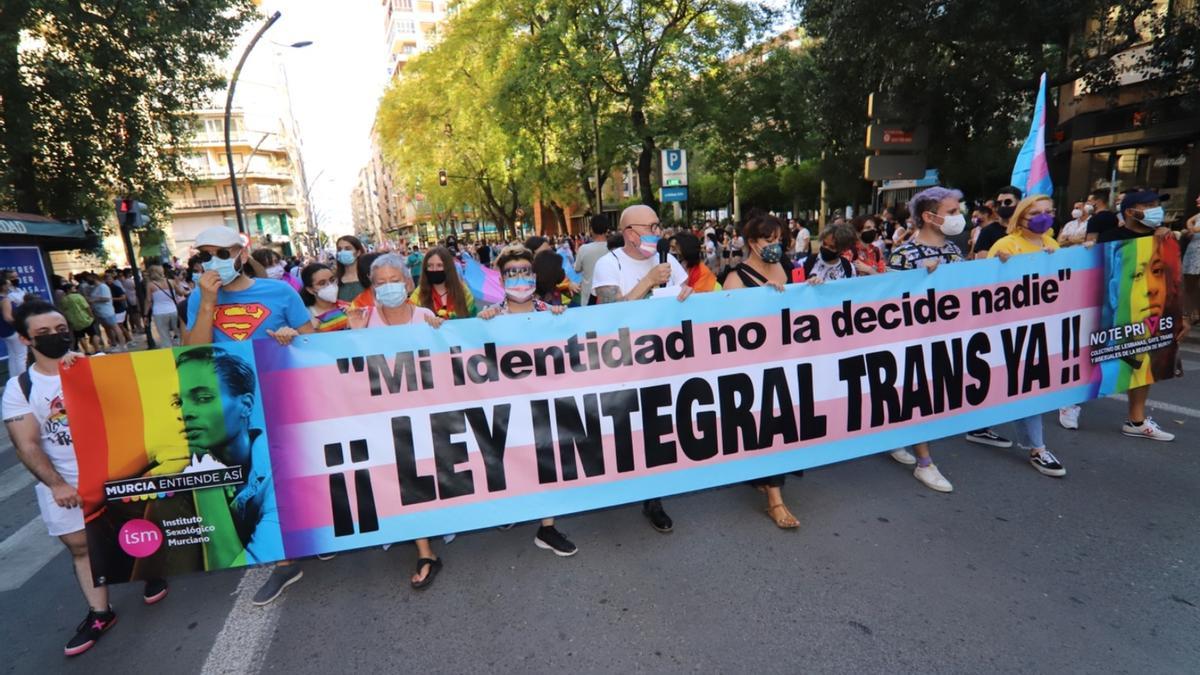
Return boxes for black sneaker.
[534,525,578,557]
[1029,449,1066,477]
[642,499,673,533]
[64,608,117,656]
[251,565,303,606]
[965,429,1013,448]
[143,578,169,605]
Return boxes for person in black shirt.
[972,185,1022,259]
[1085,189,1119,243]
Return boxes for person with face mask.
[885,187,973,492]
[1058,201,1090,246]
[1084,189,1118,243]
[981,195,1069,477]
[346,254,439,330]
[3,302,170,656]
[409,246,476,319]
[971,186,1022,259]
[592,204,692,533]
[847,216,886,275]
[182,226,315,605]
[477,246,576,556]
[344,254,448,586]
[334,235,366,303]
[300,263,350,332]
[721,215,806,528]
[803,224,858,282]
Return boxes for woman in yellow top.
[987,194,1066,478]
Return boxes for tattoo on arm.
[4,415,24,422]
[594,286,621,304]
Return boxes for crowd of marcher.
[1,182,1195,657]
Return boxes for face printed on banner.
[173,351,253,466]
[1130,246,1168,324]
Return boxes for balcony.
[172,196,299,213]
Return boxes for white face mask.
[316,285,338,303]
[266,264,285,280]
[938,213,966,236]
[1084,204,1095,214]
[1071,209,1083,220]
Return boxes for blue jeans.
[1013,415,1045,450]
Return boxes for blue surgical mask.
[337,250,356,266]
[202,257,239,286]
[1137,206,1164,227]
[191,272,201,284]
[374,282,408,308]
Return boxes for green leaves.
[0,0,256,240]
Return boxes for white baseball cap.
[194,226,242,249]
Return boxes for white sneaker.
[889,448,917,465]
[1058,405,1080,430]
[1122,417,1175,442]
[913,464,953,493]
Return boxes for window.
[394,0,412,10]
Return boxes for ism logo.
[118,518,164,558]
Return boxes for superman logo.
[213,303,271,341]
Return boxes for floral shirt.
[887,239,964,271]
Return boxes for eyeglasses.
[627,222,662,233]
[196,248,237,263]
[502,265,534,279]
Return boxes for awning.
[0,212,87,239]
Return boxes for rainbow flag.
[1011,72,1053,197]
[314,306,349,332]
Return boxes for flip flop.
[411,557,443,590]
[766,504,800,529]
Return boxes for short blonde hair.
[1008,194,1053,234]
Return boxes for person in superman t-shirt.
[184,226,312,345]
[184,225,313,606]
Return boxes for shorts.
[73,322,98,341]
[95,312,117,327]
[114,311,127,323]
[35,480,85,537]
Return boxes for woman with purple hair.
[882,186,968,493]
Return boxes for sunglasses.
[502,265,534,279]
[997,198,1016,206]
[196,248,237,262]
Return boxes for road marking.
[0,516,64,592]
[1180,343,1200,355]
[0,462,36,503]
[201,566,283,675]
[1109,395,1200,419]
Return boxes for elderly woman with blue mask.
[346,253,442,331]
[345,252,447,589]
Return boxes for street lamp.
[223,10,311,234]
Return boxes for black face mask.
[33,332,73,360]
[425,270,447,285]
[997,205,1016,220]
[861,230,878,244]
[819,246,840,262]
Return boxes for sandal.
[766,503,800,529]
[410,557,443,590]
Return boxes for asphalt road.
[2,344,1198,674]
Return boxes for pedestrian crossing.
[0,461,36,503]
[0,516,64,592]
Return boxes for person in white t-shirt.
[591,205,691,533]
[2,301,168,657]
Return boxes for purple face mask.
[1027,213,1055,234]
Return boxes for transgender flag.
[1010,72,1054,197]
[459,255,504,305]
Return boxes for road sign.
[866,125,930,151]
[661,186,688,203]
[661,149,687,187]
[864,154,927,181]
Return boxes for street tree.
[0,0,256,231]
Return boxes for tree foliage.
[0,0,256,232]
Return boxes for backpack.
[18,370,32,402]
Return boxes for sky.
[235,0,389,236]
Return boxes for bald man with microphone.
[591,205,692,533]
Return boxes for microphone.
[656,238,671,288]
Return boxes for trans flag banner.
[61,240,1183,583]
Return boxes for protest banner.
[61,239,1184,584]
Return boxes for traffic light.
[438,169,448,187]
[114,197,149,229]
